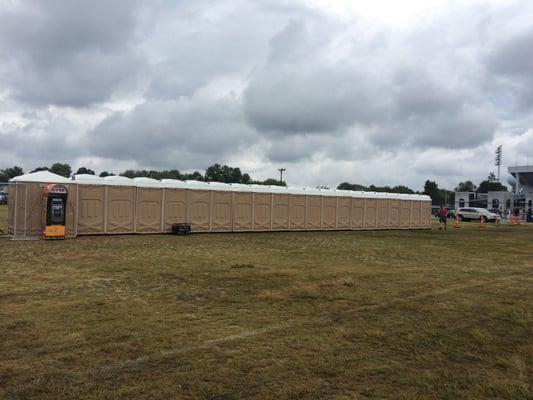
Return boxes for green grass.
[0,214,532,399]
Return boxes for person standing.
[438,205,448,230]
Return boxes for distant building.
[454,165,533,216]
[509,165,533,213]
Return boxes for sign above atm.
[45,184,68,194]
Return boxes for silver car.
[456,207,499,222]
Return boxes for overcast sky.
[1,0,532,189]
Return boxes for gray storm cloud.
[0,0,147,107]
[87,94,258,169]
[0,0,532,188]
[486,27,533,110]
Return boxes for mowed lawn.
[0,205,532,399]
[0,204,6,235]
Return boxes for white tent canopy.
[10,171,71,183]
[9,170,431,200]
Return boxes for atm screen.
[49,197,65,224]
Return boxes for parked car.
[432,207,455,219]
[456,207,499,222]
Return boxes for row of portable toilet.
[7,171,432,239]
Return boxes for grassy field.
[0,204,6,235]
[0,205,531,399]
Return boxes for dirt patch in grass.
[230,263,255,269]
[0,221,532,399]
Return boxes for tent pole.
[209,190,213,232]
[230,191,234,232]
[75,184,79,237]
[363,198,366,230]
[270,193,273,231]
[251,192,255,231]
[386,199,390,229]
[134,186,138,233]
[186,189,190,224]
[335,196,339,229]
[304,195,308,231]
[319,196,323,229]
[104,186,108,234]
[349,197,353,231]
[375,200,378,229]
[420,201,424,228]
[287,193,290,230]
[410,201,413,229]
[24,185,28,237]
[13,183,18,239]
[419,201,422,228]
[160,188,165,233]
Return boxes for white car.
[456,207,499,222]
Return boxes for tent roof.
[160,179,187,188]
[103,176,136,186]
[10,171,71,183]
[73,174,103,184]
[133,177,162,187]
[10,172,431,201]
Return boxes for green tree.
[455,181,476,192]
[182,171,204,181]
[30,166,49,173]
[158,169,182,180]
[119,169,185,180]
[204,163,222,182]
[369,185,392,192]
[120,170,144,178]
[337,182,367,191]
[242,173,251,184]
[0,166,24,182]
[99,171,114,177]
[423,180,441,205]
[205,164,246,183]
[253,178,286,186]
[337,182,415,194]
[476,173,508,193]
[477,180,507,193]
[437,189,455,206]
[75,167,95,175]
[49,163,72,178]
[391,185,415,194]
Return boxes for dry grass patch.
[0,204,6,234]
[0,220,532,399]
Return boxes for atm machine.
[42,184,68,239]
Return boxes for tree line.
[338,172,509,206]
[337,182,416,194]
[337,180,454,206]
[455,172,507,193]
[0,163,286,186]
[423,173,508,205]
[1,164,510,206]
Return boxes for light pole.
[278,168,286,185]
[495,145,502,181]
